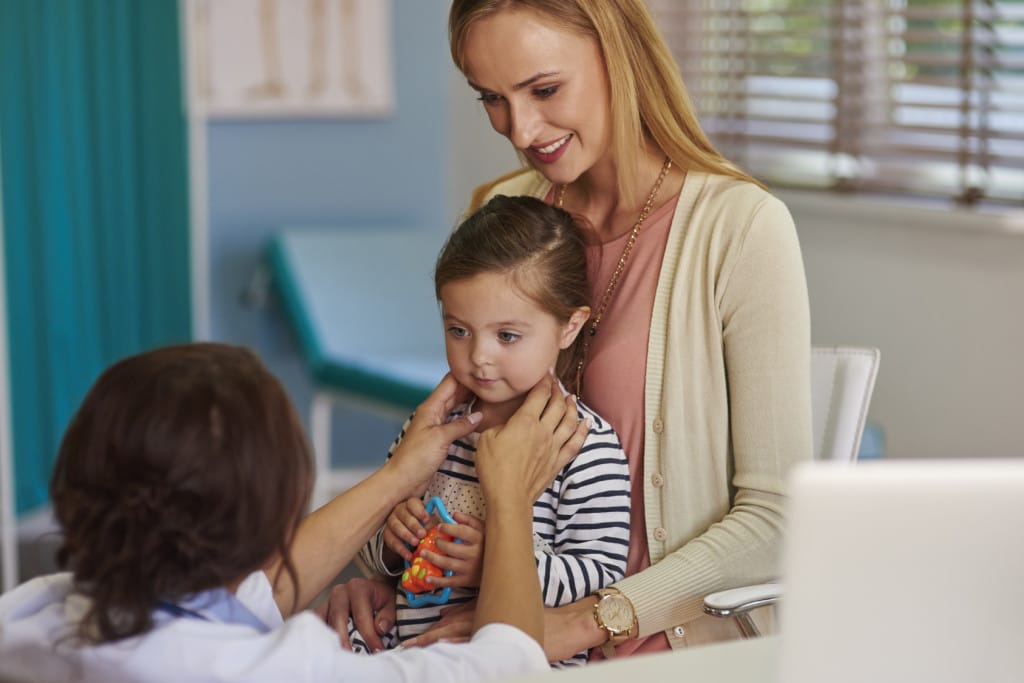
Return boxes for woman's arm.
[534,196,813,659]
[270,374,480,615]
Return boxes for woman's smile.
[530,134,573,164]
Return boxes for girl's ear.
[559,307,592,349]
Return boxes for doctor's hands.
[384,373,481,500]
[476,373,589,508]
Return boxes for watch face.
[598,594,634,634]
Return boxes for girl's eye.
[498,331,521,343]
[533,85,558,99]
[447,326,469,338]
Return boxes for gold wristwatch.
[593,587,637,657]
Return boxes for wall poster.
[185,0,393,118]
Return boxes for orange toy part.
[400,527,453,594]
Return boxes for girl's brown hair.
[449,0,764,200]
[50,343,313,643]
[435,195,590,394]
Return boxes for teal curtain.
[0,0,191,515]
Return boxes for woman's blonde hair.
[449,0,763,200]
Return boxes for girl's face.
[461,7,613,187]
[439,271,587,422]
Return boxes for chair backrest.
[810,346,880,462]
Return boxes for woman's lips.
[529,134,571,164]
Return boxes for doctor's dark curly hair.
[50,343,313,643]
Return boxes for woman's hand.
[315,577,397,652]
[542,599,608,662]
[405,599,606,663]
[404,599,477,647]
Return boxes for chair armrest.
[703,582,782,618]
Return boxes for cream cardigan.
[469,169,812,648]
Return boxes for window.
[651,0,1024,206]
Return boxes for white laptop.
[779,459,1024,683]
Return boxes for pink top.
[548,188,680,657]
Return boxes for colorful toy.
[402,496,460,607]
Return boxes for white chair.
[702,345,881,637]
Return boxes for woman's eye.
[447,326,469,338]
[476,92,502,105]
[534,85,558,99]
[498,331,521,343]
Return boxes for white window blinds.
[650,0,1024,206]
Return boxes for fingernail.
[586,418,594,428]
[378,619,391,632]
[467,411,482,425]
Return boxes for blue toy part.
[404,496,461,607]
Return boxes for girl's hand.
[383,497,431,562]
[421,513,485,588]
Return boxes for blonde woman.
[325,0,812,663]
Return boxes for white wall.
[784,191,1024,458]
[447,86,1024,460]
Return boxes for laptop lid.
[779,459,1024,683]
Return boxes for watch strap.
[593,587,637,657]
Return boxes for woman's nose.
[507,100,539,150]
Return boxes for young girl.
[352,195,631,667]
[0,342,589,682]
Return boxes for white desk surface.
[503,636,778,682]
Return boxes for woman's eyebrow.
[467,71,561,93]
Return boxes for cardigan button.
[651,473,664,487]
[652,417,664,434]
[673,626,686,638]
[653,527,668,542]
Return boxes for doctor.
[0,343,587,682]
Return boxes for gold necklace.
[557,156,673,392]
